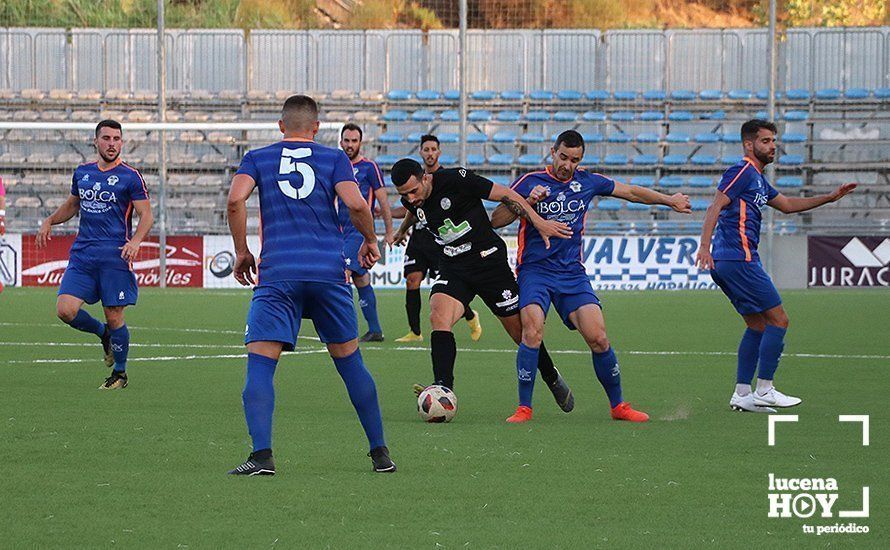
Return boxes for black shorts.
[430,243,519,318]
[403,230,442,278]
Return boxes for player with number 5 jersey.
[226,95,395,476]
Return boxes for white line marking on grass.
[0,322,321,341]
[0,342,246,349]
[3,349,329,365]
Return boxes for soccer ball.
[417,385,457,423]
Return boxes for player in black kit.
[390,158,576,413]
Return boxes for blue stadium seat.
[468,110,492,122]
[439,153,457,165]
[699,89,723,100]
[663,154,687,165]
[441,110,460,121]
[501,90,524,101]
[467,132,488,143]
[553,111,578,122]
[845,88,870,99]
[580,132,604,143]
[585,154,601,164]
[728,89,752,100]
[776,176,803,188]
[604,154,628,165]
[489,175,512,185]
[722,132,741,143]
[596,221,623,232]
[633,154,658,165]
[438,132,460,143]
[597,199,623,211]
[776,221,798,235]
[691,154,717,165]
[626,201,651,211]
[643,90,666,100]
[411,110,436,122]
[694,132,720,143]
[529,90,554,101]
[377,132,402,144]
[756,89,782,100]
[701,110,726,120]
[687,176,713,187]
[415,89,441,101]
[471,90,498,101]
[690,199,710,211]
[525,110,551,122]
[586,90,610,101]
[630,175,655,187]
[557,90,583,101]
[659,176,684,187]
[781,132,807,143]
[613,90,637,101]
[406,132,424,143]
[666,132,691,143]
[387,89,412,101]
[785,89,811,100]
[518,153,542,166]
[382,110,409,121]
[721,154,744,165]
[778,154,804,165]
[496,110,522,122]
[376,154,400,165]
[668,110,694,121]
[875,88,890,99]
[492,131,517,143]
[783,110,808,121]
[611,111,635,121]
[520,133,546,143]
[607,132,631,143]
[467,153,486,166]
[755,110,768,119]
[639,111,664,121]
[488,153,514,166]
[636,132,660,143]
[816,88,841,100]
[582,110,607,121]
[444,89,460,100]
[670,90,696,101]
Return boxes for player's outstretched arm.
[611,182,692,213]
[768,183,856,214]
[695,191,732,271]
[488,184,572,248]
[121,200,154,261]
[36,195,80,248]
[490,184,550,228]
[227,173,257,285]
[336,180,380,268]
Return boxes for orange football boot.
[610,402,649,422]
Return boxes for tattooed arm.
[490,184,550,228]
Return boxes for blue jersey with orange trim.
[712,157,779,262]
[70,161,149,249]
[511,167,615,274]
[236,140,357,284]
[337,157,384,238]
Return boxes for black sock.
[430,330,457,390]
[463,306,475,321]
[406,288,421,335]
[251,448,272,460]
[537,341,558,385]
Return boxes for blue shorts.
[343,234,367,277]
[245,280,358,350]
[518,267,600,330]
[711,260,782,315]
[58,245,138,307]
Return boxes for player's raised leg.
[463,306,482,342]
[56,292,111,363]
[569,304,648,422]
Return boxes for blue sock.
[357,285,382,334]
[243,353,278,453]
[757,325,787,381]
[333,349,385,450]
[737,328,763,384]
[68,309,104,338]
[592,347,623,408]
[516,343,539,408]
[109,324,130,373]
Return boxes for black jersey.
[401,168,504,264]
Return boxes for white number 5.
[278,148,315,199]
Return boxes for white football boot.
[753,387,802,408]
[730,391,776,413]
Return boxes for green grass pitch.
[1,287,887,547]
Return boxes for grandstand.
[1,27,888,237]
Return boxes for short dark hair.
[740,119,777,142]
[554,130,585,153]
[95,119,122,137]
[391,158,424,187]
[281,94,319,130]
[341,122,363,140]
[420,134,439,147]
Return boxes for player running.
[338,123,394,342]
[36,119,153,390]
[492,130,691,423]
[390,158,576,413]
[696,119,856,412]
[393,134,482,343]
[226,95,395,475]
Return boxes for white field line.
[2,348,329,365]
[0,321,320,341]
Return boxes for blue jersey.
[236,140,357,284]
[511,167,615,274]
[70,161,149,251]
[337,157,384,237]
[712,157,779,262]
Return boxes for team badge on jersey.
[570,181,581,193]
[440,197,451,210]
[107,175,119,186]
